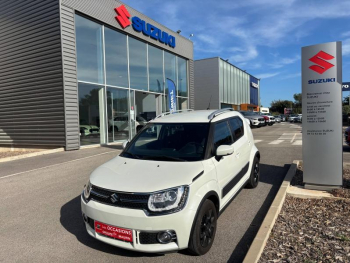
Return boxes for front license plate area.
[95,221,133,242]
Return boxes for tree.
[293,93,302,107]
[270,100,293,114]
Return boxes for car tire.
[188,199,217,256]
[246,157,260,189]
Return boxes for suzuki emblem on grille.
[110,193,119,203]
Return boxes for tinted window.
[104,28,128,87]
[75,15,104,84]
[129,37,147,90]
[148,45,164,93]
[213,121,233,152]
[229,118,244,141]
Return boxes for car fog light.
[157,230,176,244]
[82,213,88,222]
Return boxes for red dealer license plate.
[94,221,133,242]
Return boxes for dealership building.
[0,0,194,150]
[194,58,260,112]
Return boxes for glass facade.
[75,14,189,146]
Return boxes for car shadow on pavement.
[60,195,162,258]
[227,163,291,263]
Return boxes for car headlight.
[83,180,92,200]
[148,186,189,213]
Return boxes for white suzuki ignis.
[81,109,260,255]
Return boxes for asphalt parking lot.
[1,121,342,263]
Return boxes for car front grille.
[258,118,264,121]
[88,185,149,210]
[139,232,159,244]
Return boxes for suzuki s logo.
[110,193,119,203]
[114,5,131,28]
[309,51,335,74]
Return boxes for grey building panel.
[0,0,66,147]
[60,5,80,150]
[194,58,220,110]
[61,0,193,60]
[188,59,195,109]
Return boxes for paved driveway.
[0,123,303,263]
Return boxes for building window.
[104,27,128,88]
[78,83,104,146]
[129,37,147,90]
[164,51,177,93]
[75,15,104,84]
[178,57,187,97]
[148,45,164,93]
[178,98,188,110]
[107,88,129,142]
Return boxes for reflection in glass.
[78,83,103,145]
[164,52,176,93]
[178,57,188,97]
[75,15,104,84]
[107,88,129,142]
[129,37,147,90]
[105,27,128,88]
[178,98,188,110]
[135,92,156,122]
[148,45,164,93]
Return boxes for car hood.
[90,156,204,193]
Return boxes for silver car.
[239,111,266,128]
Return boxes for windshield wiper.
[123,151,141,159]
[144,155,187,162]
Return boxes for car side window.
[213,121,233,153]
[228,117,244,141]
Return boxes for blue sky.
[123,0,350,107]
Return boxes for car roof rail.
[208,108,234,120]
[154,109,194,119]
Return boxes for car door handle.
[235,152,240,158]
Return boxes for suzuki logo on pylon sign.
[114,5,131,28]
[309,51,335,74]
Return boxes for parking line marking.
[269,140,284,145]
[291,133,297,143]
[292,140,302,146]
[0,151,117,180]
[254,140,262,144]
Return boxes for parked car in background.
[288,114,298,122]
[345,127,350,145]
[239,111,265,128]
[81,109,260,255]
[279,115,286,122]
[259,113,275,126]
[80,125,100,136]
[294,114,302,123]
[109,114,147,133]
[273,115,282,123]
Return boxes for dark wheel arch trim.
[188,191,220,246]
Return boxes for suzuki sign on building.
[114,5,176,48]
[302,42,342,189]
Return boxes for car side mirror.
[216,145,234,157]
[122,140,129,149]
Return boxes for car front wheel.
[188,199,217,256]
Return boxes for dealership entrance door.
[130,91,162,138]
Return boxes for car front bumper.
[81,195,196,253]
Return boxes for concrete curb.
[243,160,299,263]
[0,148,64,163]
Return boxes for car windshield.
[121,123,210,162]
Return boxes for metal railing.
[154,109,194,119]
[208,108,234,120]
